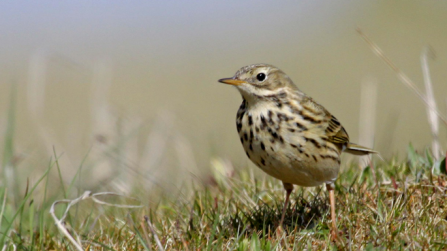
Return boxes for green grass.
[1,144,446,250]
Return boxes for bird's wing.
[281,95,377,156]
[301,98,350,146]
[301,98,377,155]
[325,115,350,145]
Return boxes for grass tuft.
[1,151,447,249]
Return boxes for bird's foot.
[275,225,285,237]
[330,229,338,242]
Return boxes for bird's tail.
[344,142,378,156]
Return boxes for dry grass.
[1,148,447,250]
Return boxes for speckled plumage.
[236,91,343,187]
[219,63,377,239]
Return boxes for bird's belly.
[252,144,339,187]
[240,129,340,187]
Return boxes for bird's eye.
[256,73,266,82]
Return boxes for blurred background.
[0,1,446,193]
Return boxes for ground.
[1,146,446,250]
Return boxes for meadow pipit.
[218,64,377,239]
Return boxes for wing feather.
[284,95,377,156]
[301,98,350,146]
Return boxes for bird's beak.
[218,78,246,86]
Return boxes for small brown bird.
[218,64,376,239]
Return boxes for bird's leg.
[326,182,338,241]
[279,182,293,228]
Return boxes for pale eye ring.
[256,73,266,82]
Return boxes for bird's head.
[218,64,299,103]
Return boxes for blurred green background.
[0,1,446,190]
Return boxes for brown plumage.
[219,63,377,240]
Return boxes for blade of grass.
[356,28,447,126]
[53,147,67,198]
[0,158,55,246]
[66,147,91,226]
[421,46,441,160]
[0,188,7,232]
[28,199,35,250]
[358,78,377,169]
[39,158,52,249]
[18,178,30,238]
[67,147,92,195]
[144,215,164,251]
[52,147,76,228]
[129,215,150,251]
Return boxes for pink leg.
[326,183,338,241]
[279,182,293,228]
